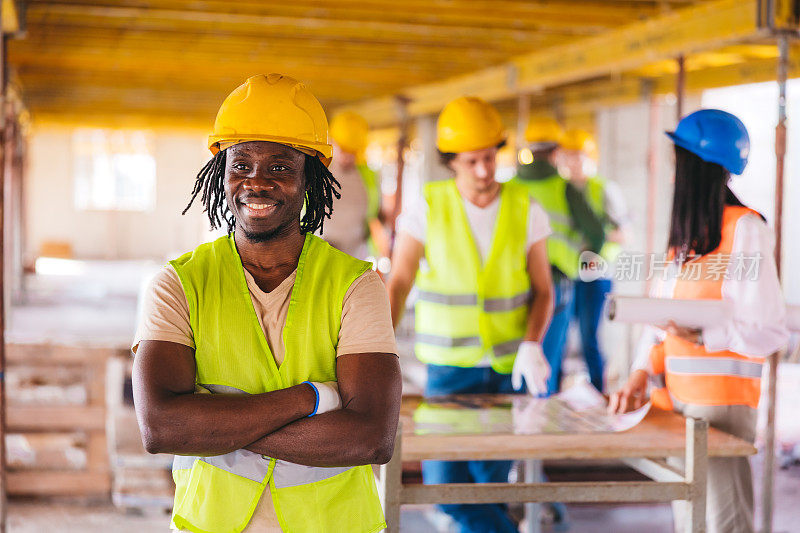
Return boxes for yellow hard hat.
[437,96,506,153]
[525,117,565,145]
[561,128,597,154]
[208,73,332,166]
[330,111,369,155]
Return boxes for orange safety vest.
[650,205,764,410]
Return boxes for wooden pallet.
[6,343,127,498]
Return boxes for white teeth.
[245,203,274,209]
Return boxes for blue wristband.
[302,381,320,417]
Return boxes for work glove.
[305,381,342,416]
[511,341,550,397]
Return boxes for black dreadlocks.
[182,149,341,235]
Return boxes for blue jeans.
[422,364,519,533]
[541,276,575,395]
[573,277,612,393]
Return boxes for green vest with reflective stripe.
[357,163,381,222]
[168,234,385,533]
[585,176,622,263]
[415,180,530,374]
[511,174,582,279]
[357,163,382,258]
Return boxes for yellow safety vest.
[585,176,622,264]
[511,174,583,279]
[414,180,531,374]
[357,163,382,258]
[169,234,385,533]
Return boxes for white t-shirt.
[396,186,552,261]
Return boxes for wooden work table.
[378,394,757,533]
[398,395,756,462]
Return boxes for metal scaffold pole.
[0,29,7,533]
[762,30,789,533]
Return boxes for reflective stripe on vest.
[272,460,354,489]
[416,333,522,357]
[660,205,765,409]
[416,332,482,348]
[173,451,270,483]
[415,180,531,373]
[169,234,386,533]
[417,290,530,312]
[666,356,763,379]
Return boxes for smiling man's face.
[224,141,307,242]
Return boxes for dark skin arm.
[132,340,317,456]
[244,352,402,466]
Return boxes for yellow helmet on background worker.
[525,117,565,145]
[207,73,333,166]
[561,128,598,159]
[437,96,506,153]
[330,111,369,156]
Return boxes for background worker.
[610,109,789,533]
[325,110,390,260]
[132,74,402,533]
[387,96,554,533]
[556,128,629,393]
[512,119,605,395]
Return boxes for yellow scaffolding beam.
[342,0,775,127]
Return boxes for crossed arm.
[132,340,402,466]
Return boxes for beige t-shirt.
[133,264,397,532]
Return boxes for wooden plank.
[6,343,125,365]
[685,418,708,533]
[401,481,690,505]
[400,396,756,462]
[622,457,686,483]
[7,471,110,497]
[8,406,105,432]
[86,433,109,472]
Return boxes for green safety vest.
[168,233,385,533]
[356,163,381,223]
[414,180,531,374]
[356,163,382,258]
[585,176,622,264]
[511,174,583,279]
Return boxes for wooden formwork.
[5,343,126,498]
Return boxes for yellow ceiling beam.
[24,4,567,48]
[12,29,519,70]
[28,0,670,33]
[343,0,769,127]
[652,48,800,93]
[2,0,20,34]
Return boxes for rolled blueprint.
[607,295,733,329]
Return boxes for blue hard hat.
[666,109,750,175]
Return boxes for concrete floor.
[8,455,800,532]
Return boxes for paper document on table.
[412,381,650,436]
[607,295,732,329]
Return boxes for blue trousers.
[573,277,612,393]
[422,364,519,533]
[541,276,575,395]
